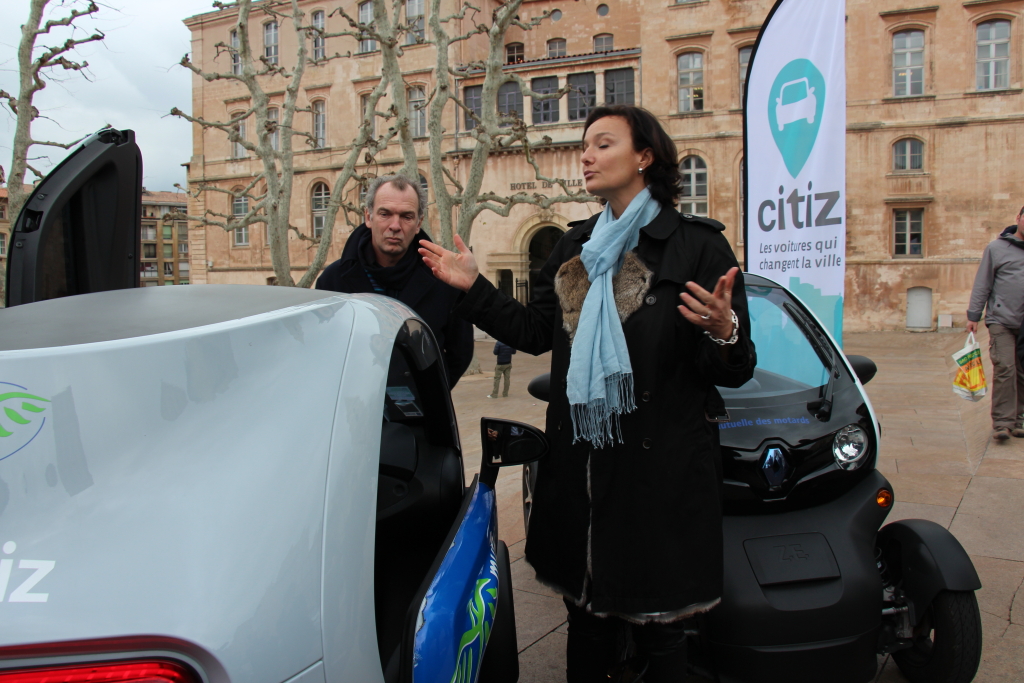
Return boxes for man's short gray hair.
[364,174,427,219]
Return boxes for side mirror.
[845,355,877,385]
[528,373,551,402]
[479,418,548,487]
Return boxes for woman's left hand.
[678,267,738,340]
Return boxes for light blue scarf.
[567,187,662,447]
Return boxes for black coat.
[315,225,474,387]
[456,206,756,615]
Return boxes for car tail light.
[0,660,197,683]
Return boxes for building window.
[232,115,247,158]
[163,244,173,259]
[233,194,250,246]
[359,1,376,52]
[312,100,326,148]
[162,224,173,240]
[179,242,189,255]
[894,209,923,256]
[361,94,376,136]
[0,232,5,257]
[179,261,190,275]
[464,85,482,128]
[141,262,157,278]
[497,81,523,126]
[893,138,924,171]
[141,224,156,241]
[532,76,559,124]
[739,46,752,105]
[977,20,1010,90]
[405,0,425,44]
[506,42,524,65]
[312,10,326,60]
[605,67,634,105]
[267,107,280,151]
[312,182,329,238]
[0,204,5,219]
[679,156,708,216]
[164,261,174,276]
[568,72,596,121]
[597,4,609,16]
[264,21,279,64]
[177,221,188,240]
[143,243,157,258]
[677,52,704,112]
[594,34,613,53]
[547,38,566,58]
[408,87,427,137]
[893,30,924,97]
[230,29,241,75]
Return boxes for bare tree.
[427,0,594,250]
[176,0,595,290]
[172,0,415,287]
[0,0,104,304]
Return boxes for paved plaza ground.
[451,329,1024,682]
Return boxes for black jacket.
[493,341,516,365]
[315,225,474,387]
[456,206,756,615]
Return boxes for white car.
[775,77,817,131]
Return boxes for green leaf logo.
[0,384,51,462]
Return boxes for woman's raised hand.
[418,234,479,293]
[678,267,739,340]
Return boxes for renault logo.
[760,446,790,492]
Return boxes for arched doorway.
[528,226,564,298]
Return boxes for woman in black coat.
[420,106,756,682]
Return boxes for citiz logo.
[758,183,842,232]
[775,543,810,562]
[0,542,55,603]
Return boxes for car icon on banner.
[775,77,816,131]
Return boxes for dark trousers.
[988,324,1024,428]
[564,599,688,682]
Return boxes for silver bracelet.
[704,309,740,345]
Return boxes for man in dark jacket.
[967,207,1024,440]
[488,340,516,398]
[315,175,473,387]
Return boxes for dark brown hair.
[583,105,681,208]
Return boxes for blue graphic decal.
[0,382,51,462]
[413,482,499,683]
[768,59,827,178]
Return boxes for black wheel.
[892,590,982,683]
[522,461,538,535]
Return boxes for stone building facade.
[183,0,1024,333]
[140,190,190,286]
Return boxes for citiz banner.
[744,0,846,343]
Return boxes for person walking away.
[316,175,474,388]
[488,341,516,398]
[419,105,756,682]
[967,206,1024,441]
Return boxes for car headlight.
[833,424,869,470]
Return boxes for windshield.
[718,285,829,401]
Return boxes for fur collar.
[554,252,653,340]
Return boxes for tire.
[892,590,983,683]
[522,461,537,535]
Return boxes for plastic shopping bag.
[952,332,987,402]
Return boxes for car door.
[5,128,142,307]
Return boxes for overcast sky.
[0,0,220,192]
